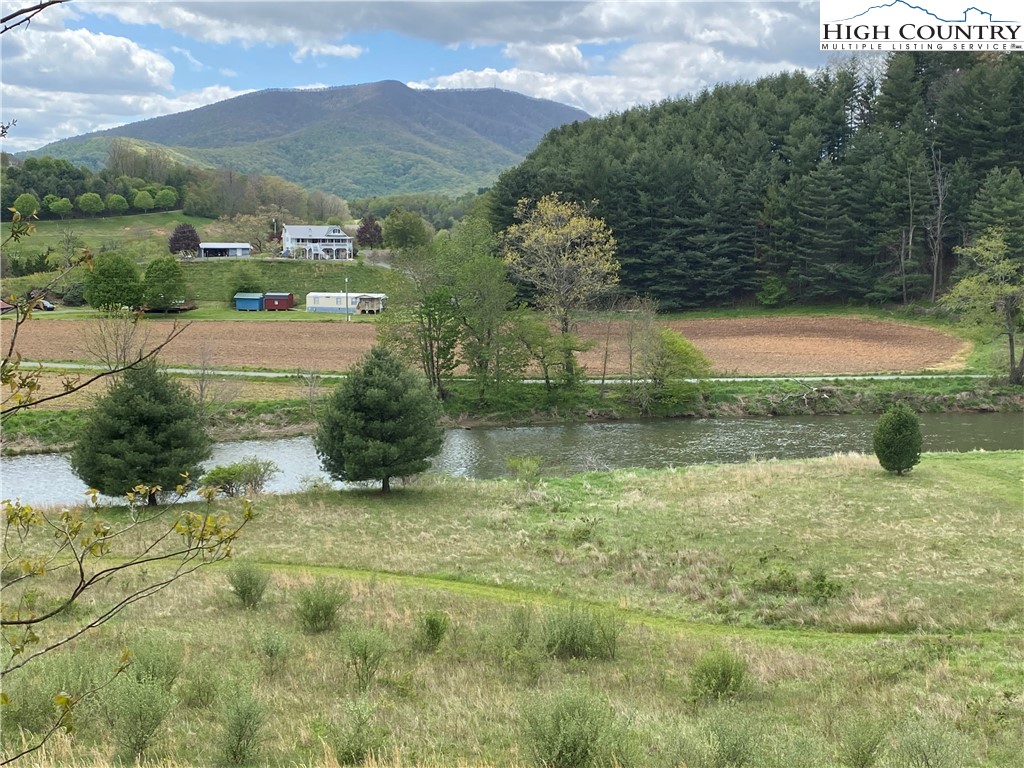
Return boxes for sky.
[0,0,832,154]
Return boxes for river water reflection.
[2,412,1020,507]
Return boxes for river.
[1,413,1020,507]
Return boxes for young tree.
[47,196,73,219]
[315,345,444,493]
[143,255,188,309]
[502,193,620,381]
[357,214,384,247]
[133,190,155,213]
[11,192,39,218]
[76,192,104,216]
[70,361,212,505]
[154,187,178,210]
[872,402,922,475]
[84,251,144,309]
[168,222,201,255]
[383,209,432,250]
[942,229,1024,384]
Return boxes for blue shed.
[234,292,264,311]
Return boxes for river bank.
[3,376,1021,457]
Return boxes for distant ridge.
[22,81,590,198]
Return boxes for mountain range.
[23,81,589,199]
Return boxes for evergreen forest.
[487,52,1024,309]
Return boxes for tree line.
[1,138,349,224]
[486,52,1024,309]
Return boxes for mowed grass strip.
[229,452,1023,635]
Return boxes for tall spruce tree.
[71,362,211,505]
[315,346,444,493]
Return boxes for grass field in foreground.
[3,453,1022,766]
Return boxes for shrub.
[520,687,633,768]
[873,402,922,475]
[202,457,280,498]
[887,716,966,768]
[253,627,292,677]
[688,647,748,701]
[129,632,184,691]
[414,609,450,652]
[506,454,542,485]
[179,673,220,709]
[227,560,271,609]
[103,676,175,762]
[219,692,266,766]
[343,627,391,691]
[329,697,390,766]
[542,604,622,661]
[60,281,86,306]
[838,715,887,768]
[295,579,347,634]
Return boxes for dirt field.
[2,314,968,378]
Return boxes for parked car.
[40,299,55,311]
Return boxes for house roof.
[0,299,16,314]
[201,242,252,249]
[233,293,264,300]
[283,225,351,239]
[264,292,293,299]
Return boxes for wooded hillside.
[488,53,1024,309]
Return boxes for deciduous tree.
[84,252,144,309]
[942,229,1024,384]
[168,222,201,255]
[315,346,443,493]
[143,255,188,310]
[502,193,619,382]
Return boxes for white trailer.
[305,292,388,314]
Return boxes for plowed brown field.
[3,315,968,377]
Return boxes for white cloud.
[291,43,363,62]
[2,28,174,93]
[1,84,252,152]
[503,42,589,73]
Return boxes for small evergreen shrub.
[520,687,633,768]
[688,647,748,701]
[343,627,391,691]
[227,560,271,610]
[872,402,922,475]
[414,609,450,652]
[219,692,266,766]
[295,579,347,634]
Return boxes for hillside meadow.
[2,452,1022,767]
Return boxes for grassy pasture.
[3,453,1022,766]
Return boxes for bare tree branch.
[1,0,73,34]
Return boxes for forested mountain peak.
[22,82,590,198]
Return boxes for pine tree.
[315,346,444,493]
[71,362,211,504]
[872,402,922,476]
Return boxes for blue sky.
[1,1,832,153]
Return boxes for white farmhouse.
[281,224,354,260]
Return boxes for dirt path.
[2,314,968,377]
